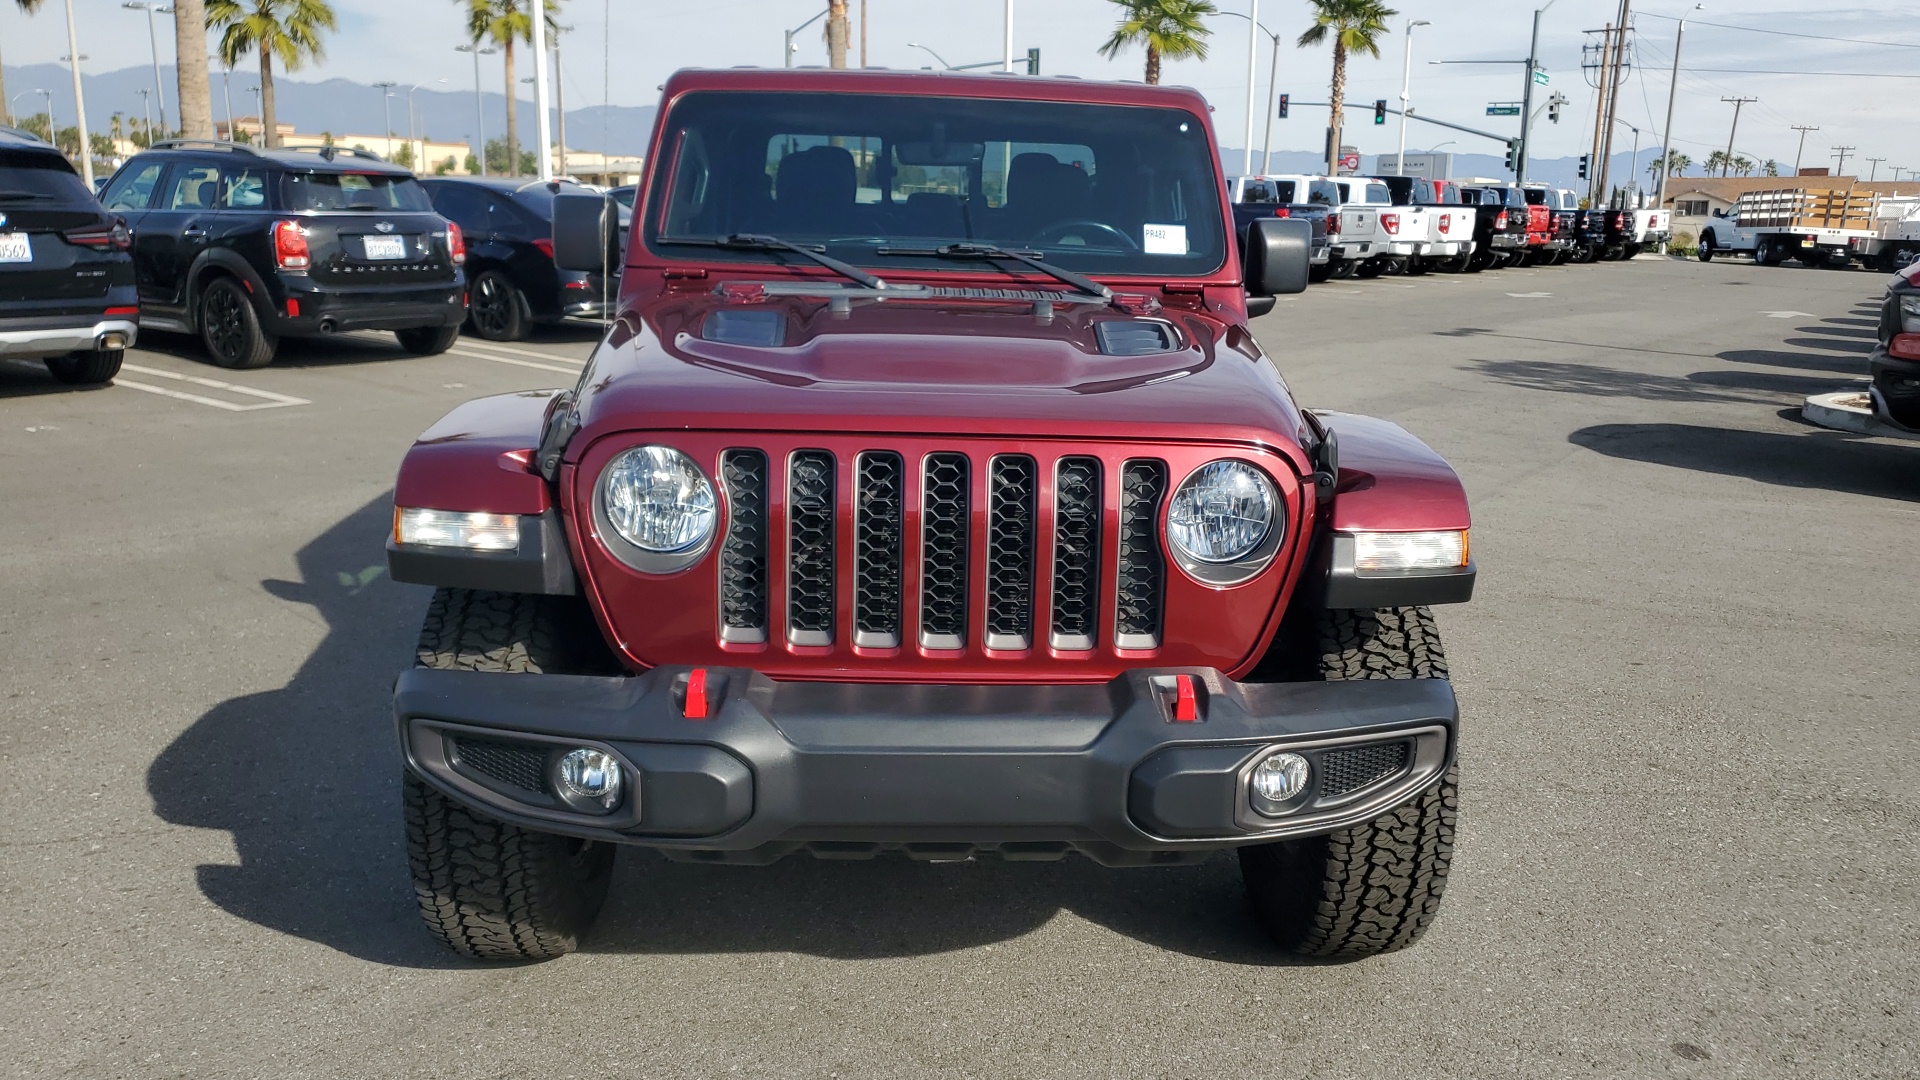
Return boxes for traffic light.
[1504,140,1518,171]
[1578,154,1590,179]
[1277,93,1289,119]
[1374,99,1387,125]
[1549,98,1562,123]
[1026,47,1040,75]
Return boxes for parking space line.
[448,347,583,375]
[455,339,594,364]
[117,363,311,412]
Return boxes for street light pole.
[135,88,153,146]
[1516,0,1556,184]
[1242,0,1258,177]
[1654,4,1697,215]
[373,81,397,160]
[531,1,552,182]
[1395,19,1430,175]
[1004,0,1015,73]
[550,26,572,179]
[455,44,495,175]
[61,0,94,185]
[124,3,173,138]
[785,7,829,68]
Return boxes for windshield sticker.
[1143,224,1188,255]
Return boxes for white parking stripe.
[447,347,582,375]
[117,363,310,412]
[454,338,594,363]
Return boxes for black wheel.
[1354,259,1385,279]
[1238,607,1458,960]
[404,588,622,961]
[1698,236,1715,262]
[395,323,463,356]
[1625,243,1643,259]
[1329,258,1356,280]
[198,276,276,368]
[44,347,123,386]
[467,269,529,341]
[1405,257,1429,276]
[1307,262,1332,284]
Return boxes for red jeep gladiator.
[386,68,1475,962]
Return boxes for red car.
[385,68,1476,962]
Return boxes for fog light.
[1249,752,1311,817]
[394,507,520,552]
[554,748,623,814]
[1351,530,1468,575]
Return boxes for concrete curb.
[1802,391,1920,442]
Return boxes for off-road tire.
[1238,606,1458,960]
[467,268,529,341]
[44,347,122,385]
[198,276,277,368]
[395,323,463,356]
[403,588,622,961]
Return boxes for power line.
[1637,12,1920,50]
[1685,67,1920,79]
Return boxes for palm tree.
[462,0,559,178]
[1704,149,1729,177]
[208,0,336,150]
[1763,159,1780,177]
[1649,149,1689,178]
[173,0,215,138]
[827,0,849,68]
[1730,155,1754,177]
[2,1,45,129]
[1098,0,1217,86]
[1298,0,1398,175]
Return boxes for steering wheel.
[1028,219,1142,253]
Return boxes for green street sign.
[1486,105,1522,116]
[1533,69,1550,86]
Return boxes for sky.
[4,0,1917,176]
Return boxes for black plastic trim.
[1311,531,1476,609]
[386,508,578,595]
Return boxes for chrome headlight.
[595,445,716,572]
[1166,460,1284,585]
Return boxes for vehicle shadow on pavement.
[145,494,468,969]
[0,359,111,399]
[1467,360,1856,404]
[1570,423,1920,504]
[145,495,1304,968]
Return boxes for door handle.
[182,226,208,238]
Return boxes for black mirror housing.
[1244,217,1312,297]
[552,192,617,273]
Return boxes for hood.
[569,291,1312,458]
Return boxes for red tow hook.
[683,668,710,719]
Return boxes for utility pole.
[1790,124,1819,176]
[1586,22,1614,204]
[860,0,867,67]
[1865,156,1884,182]
[551,27,570,179]
[1595,0,1633,205]
[1004,0,1015,73]
[61,0,93,186]
[1718,96,1756,176]
[1831,145,1855,176]
[1243,0,1259,177]
[1654,5,1697,215]
[1516,2,1556,184]
[1396,19,1429,175]
[373,81,397,160]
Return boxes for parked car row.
[0,125,617,387]
[1229,171,1670,284]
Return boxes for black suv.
[420,177,613,341]
[99,140,466,368]
[0,126,137,386]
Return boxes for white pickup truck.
[1849,196,1920,272]
[1700,187,1878,266]
[1322,177,1402,279]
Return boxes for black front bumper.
[1870,343,1920,429]
[396,666,1456,866]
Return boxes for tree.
[1298,0,1398,175]
[208,0,337,150]
[173,0,216,138]
[463,0,559,178]
[465,152,480,175]
[1098,0,1217,86]
[1704,149,1729,177]
[1763,159,1780,177]
[826,0,849,68]
[1649,149,1689,178]
[1,1,44,130]
[394,141,414,169]
[1730,155,1754,177]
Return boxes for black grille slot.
[853,452,904,648]
[919,452,970,649]
[1094,319,1177,355]
[1115,460,1167,649]
[985,455,1037,650]
[719,449,769,643]
[1318,741,1413,799]
[452,737,548,795]
[786,450,836,646]
[1050,456,1101,650]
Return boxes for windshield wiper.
[874,242,1113,301]
[657,233,888,291]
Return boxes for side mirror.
[551,192,618,272]
[1245,216,1312,299]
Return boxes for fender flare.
[185,247,277,333]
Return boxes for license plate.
[362,235,407,260]
[0,232,30,264]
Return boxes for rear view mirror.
[1245,217,1312,299]
[552,192,617,273]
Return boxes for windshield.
[283,171,433,212]
[647,90,1228,278]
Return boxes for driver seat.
[1000,153,1090,240]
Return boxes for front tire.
[467,269,529,341]
[1698,235,1715,262]
[199,277,277,368]
[45,347,123,385]
[1238,606,1458,960]
[403,588,622,961]
[395,323,462,356]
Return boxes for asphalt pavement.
[3,255,1916,1079]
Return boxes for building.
[216,117,470,175]
[557,148,645,188]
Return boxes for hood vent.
[1094,320,1177,356]
[703,309,786,347]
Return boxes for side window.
[428,184,491,232]
[102,161,164,211]
[162,163,223,210]
[220,165,268,209]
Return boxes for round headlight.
[1167,460,1276,564]
[600,445,716,554]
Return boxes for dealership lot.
[3,257,1915,1077]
